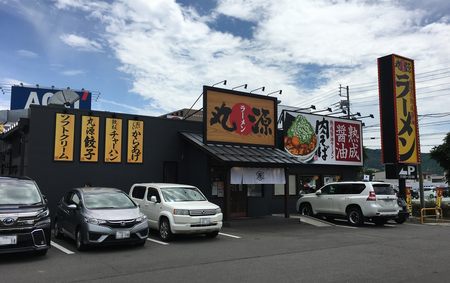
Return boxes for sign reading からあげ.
[204,86,277,147]
[127,120,143,163]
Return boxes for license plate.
[115,231,130,239]
[0,236,17,245]
[200,218,211,225]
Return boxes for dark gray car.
[53,187,148,251]
[0,176,51,256]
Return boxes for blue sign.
[10,86,92,110]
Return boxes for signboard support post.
[418,163,425,209]
[398,178,406,200]
[284,168,289,218]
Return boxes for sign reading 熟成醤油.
[203,86,277,147]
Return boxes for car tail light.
[367,191,376,201]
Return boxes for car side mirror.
[315,190,322,196]
[150,196,157,203]
[42,195,48,203]
[67,204,78,210]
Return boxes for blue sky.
[0,0,450,153]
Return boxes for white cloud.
[53,0,450,152]
[61,69,85,76]
[16,49,38,58]
[60,33,103,52]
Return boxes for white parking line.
[384,224,397,228]
[51,241,75,255]
[147,238,169,245]
[299,216,333,227]
[333,224,358,229]
[219,232,241,239]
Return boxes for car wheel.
[53,219,63,239]
[75,229,86,251]
[373,218,387,226]
[159,218,172,242]
[35,249,48,256]
[347,207,364,226]
[395,215,407,224]
[207,231,219,238]
[299,203,313,216]
[137,239,146,246]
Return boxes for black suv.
[0,176,51,255]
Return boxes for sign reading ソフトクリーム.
[203,86,277,147]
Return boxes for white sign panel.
[283,112,363,166]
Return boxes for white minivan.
[129,183,223,241]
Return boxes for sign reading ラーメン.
[203,86,277,147]
[283,112,363,165]
[378,54,420,165]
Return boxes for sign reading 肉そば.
[54,113,75,161]
[203,86,277,147]
[378,54,420,165]
[283,112,363,165]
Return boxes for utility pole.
[339,84,350,118]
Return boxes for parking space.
[3,215,450,283]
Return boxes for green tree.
[430,132,450,183]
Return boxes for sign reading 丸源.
[127,120,143,163]
[203,86,277,147]
[105,118,122,163]
[283,112,363,165]
[378,54,420,165]
[54,113,75,161]
[80,116,99,162]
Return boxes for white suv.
[296,181,400,226]
[129,183,223,241]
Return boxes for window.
[146,187,161,202]
[71,193,80,205]
[274,175,296,195]
[132,186,146,199]
[373,184,395,195]
[299,175,319,194]
[321,185,337,195]
[247,184,263,197]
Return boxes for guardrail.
[420,207,443,224]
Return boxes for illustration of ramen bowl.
[284,115,319,162]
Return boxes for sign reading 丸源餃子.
[80,116,99,162]
[378,54,420,165]
[54,113,75,161]
[11,86,91,110]
[204,86,277,147]
[105,118,122,163]
[283,112,363,165]
[127,120,143,163]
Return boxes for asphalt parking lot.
[2,216,450,283]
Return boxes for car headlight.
[85,217,107,225]
[215,208,222,214]
[173,209,190,215]
[36,208,50,219]
[136,213,147,222]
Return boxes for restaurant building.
[0,86,363,221]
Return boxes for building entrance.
[230,184,247,218]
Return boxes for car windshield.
[161,187,206,202]
[373,184,396,195]
[0,180,42,205]
[84,192,136,209]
